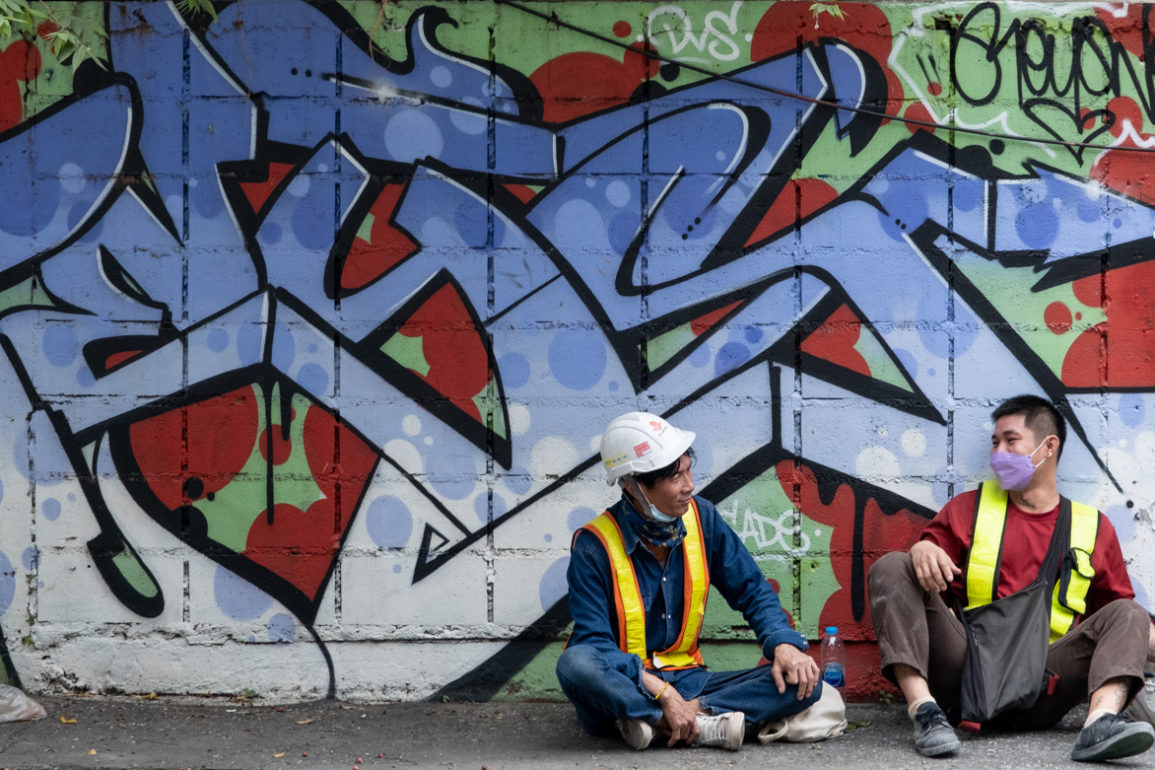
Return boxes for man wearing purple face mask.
[869,394,1155,762]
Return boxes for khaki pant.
[868,550,1149,728]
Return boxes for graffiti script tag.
[646,2,744,62]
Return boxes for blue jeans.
[556,644,823,736]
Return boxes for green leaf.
[176,0,219,22]
[809,3,846,23]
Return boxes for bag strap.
[970,488,1073,596]
[953,496,1072,618]
[1038,498,1072,591]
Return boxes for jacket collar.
[612,495,645,554]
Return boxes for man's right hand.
[909,540,961,593]
[657,687,700,746]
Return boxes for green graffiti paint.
[110,549,159,599]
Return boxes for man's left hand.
[771,643,820,700]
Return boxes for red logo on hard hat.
[634,441,651,458]
[649,421,664,433]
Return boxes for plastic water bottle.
[820,626,846,688]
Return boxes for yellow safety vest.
[965,482,1099,642]
[580,500,710,669]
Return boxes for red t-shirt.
[920,489,1134,617]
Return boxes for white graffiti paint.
[646,2,745,63]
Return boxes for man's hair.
[992,394,1066,457]
[633,448,695,488]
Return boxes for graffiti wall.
[1,0,1155,701]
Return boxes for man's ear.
[1045,433,1061,459]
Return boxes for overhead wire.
[496,0,1155,156]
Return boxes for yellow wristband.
[654,681,670,701]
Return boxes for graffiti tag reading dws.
[646,2,745,62]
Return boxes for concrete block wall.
[0,0,1153,702]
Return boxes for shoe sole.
[917,737,961,758]
[726,713,746,751]
[617,720,654,751]
[1071,727,1155,762]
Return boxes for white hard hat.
[599,411,695,485]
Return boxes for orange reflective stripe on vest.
[581,501,709,669]
[965,482,1098,642]
[583,513,647,660]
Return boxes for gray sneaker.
[693,711,745,751]
[912,702,960,757]
[1071,712,1155,762]
[616,718,655,750]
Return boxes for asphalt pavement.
[0,694,1149,770]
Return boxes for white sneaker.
[694,711,745,751]
[616,718,655,750]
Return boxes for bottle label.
[822,663,845,688]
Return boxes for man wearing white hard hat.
[556,411,836,751]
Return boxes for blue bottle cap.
[825,626,838,634]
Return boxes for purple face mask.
[989,439,1048,491]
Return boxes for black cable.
[496,0,1155,156]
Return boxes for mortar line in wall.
[334,30,343,292]
[946,408,955,503]
[332,384,344,625]
[790,132,804,604]
[946,240,956,503]
[181,27,191,332]
[1099,249,1109,405]
[484,27,498,629]
[790,42,804,484]
[334,31,344,340]
[333,550,343,623]
[487,562,495,625]
[943,158,953,501]
[26,411,37,635]
[639,97,650,339]
[182,560,190,624]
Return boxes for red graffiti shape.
[1106,95,1144,137]
[245,406,376,600]
[130,386,261,510]
[1091,148,1154,204]
[744,177,839,247]
[104,349,145,371]
[503,184,539,205]
[1045,302,1073,334]
[531,42,660,124]
[397,283,491,422]
[1090,96,1154,203]
[689,300,742,337]
[258,422,295,466]
[800,302,871,376]
[342,183,418,290]
[775,460,928,637]
[1094,6,1147,60]
[1062,263,1155,388]
[239,161,296,216]
[244,501,340,600]
[302,401,378,501]
[0,40,41,132]
[903,102,936,134]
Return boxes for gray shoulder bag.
[954,499,1071,729]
